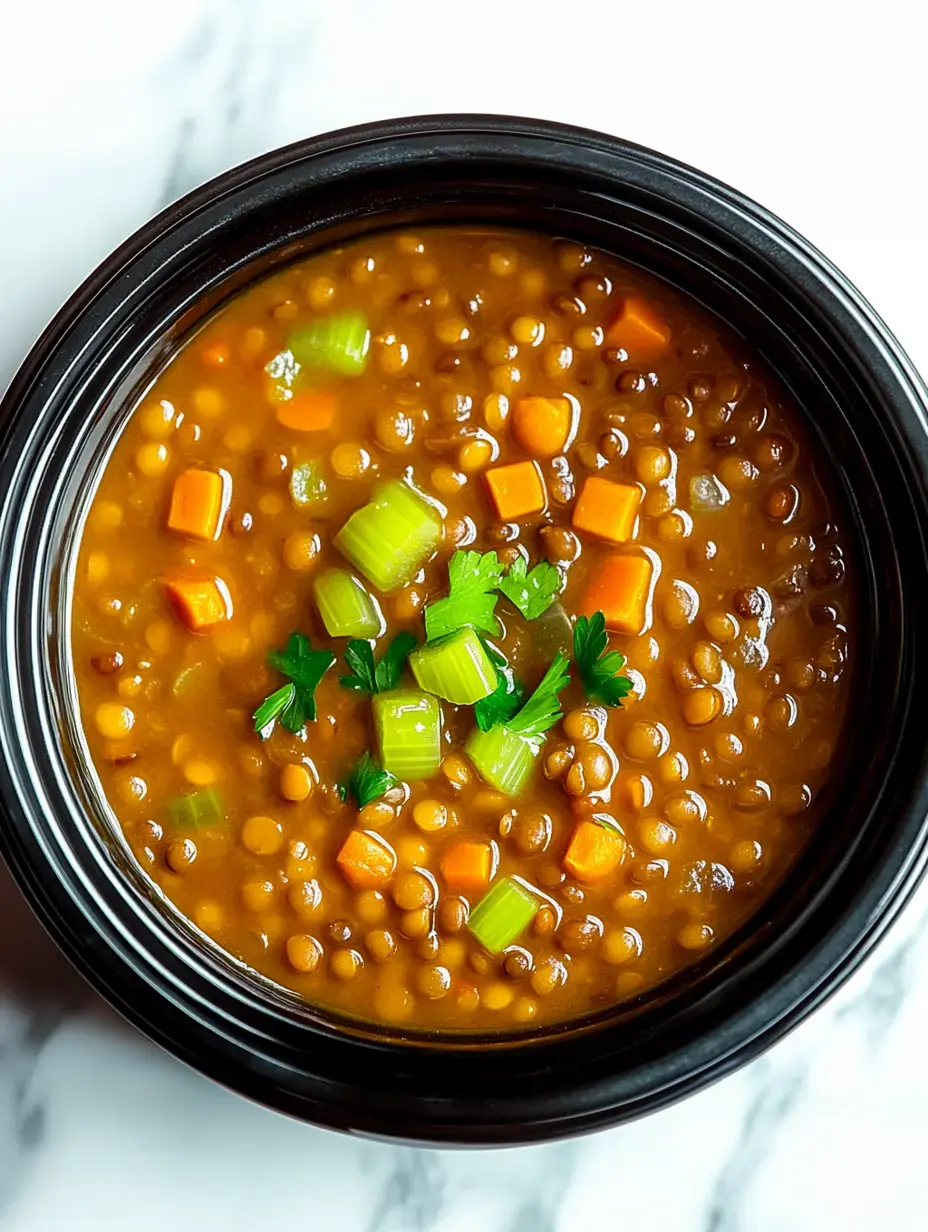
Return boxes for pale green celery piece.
[167,788,225,830]
[172,663,205,697]
[288,311,371,376]
[289,460,328,510]
[468,876,540,952]
[409,627,497,705]
[334,480,442,593]
[465,724,540,796]
[373,689,442,781]
[314,568,385,638]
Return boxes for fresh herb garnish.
[253,632,335,736]
[253,684,302,733]
[573,611,634,707]
[507,652,571,742]
[337,750,399,808]
[498,556,562,620]
[424,550,504,642]
[339,632,417,695]
[474,668,525,732]
[473,636,523,729]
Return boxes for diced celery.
[465,724,540,796]
[172,662,205,697]
[288,311,371,376]
[315,568,385,638]
[167,788,225,830]
[335,480,442,592]
[468,877,540,953]
[373,689,442,781]
[289,460,328,510]
[690,473,730,512]
[410,628,497,705]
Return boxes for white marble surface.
[1,1,927,1228]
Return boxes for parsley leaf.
[338,751,398,808]
[166,788,225,831]
[340,632,418,694]
[498,556,562,620]
[474,667,525,732]
[573,611,634,707]
[253,632,335,736]
[253,683,298,732]
[507,652,571,743]
[375,631,417,691]
[340,641,377,693]
[424,550,504,642]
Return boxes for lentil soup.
[71,227,853,1032]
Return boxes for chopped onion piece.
[689,473,731,512]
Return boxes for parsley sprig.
[253,633,335,736]
[497,556,561,621]
[338,751,398,808]
[424,550,504,642]
[573,611,634,707]
[424,550,562,643]
[339,632,417,695]
[473,637,525,731]
[506,652,571,743]
[474,666,525,732]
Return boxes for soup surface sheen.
[72,227,852,1032]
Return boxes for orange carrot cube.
[484,460,546,520]
[167,468,225,540]
[563,818,627,883]
[573,477,642,544]
[276,392,337,432]
[164,574,232,631]
[440,841,494,891]
[604,295,671,359]
[336,830,397,888]
[620,774,650,813]
[580,552,653,635]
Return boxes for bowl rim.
[2,112,928,1144]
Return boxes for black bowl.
[1,115,927,1145]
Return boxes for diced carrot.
[200,341,230,367]
[167,468,225,540]
[164,573,232,631]
[440,840,494,891]
[336,829,397,888]
[276,392,337,432]
[484,460,547,520]
[563,818,627,883]
[573,477,642,544]
[511,396,573,457]
[604,295,671,359]
[580,552,653,635]
[620,774,651,813]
